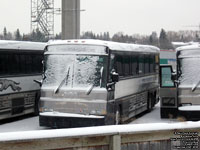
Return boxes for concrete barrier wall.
[0,122,200,150]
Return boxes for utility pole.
[62,0,80,39]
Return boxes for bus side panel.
[114,75,159,122]
[0,75,42,120]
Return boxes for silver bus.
[0,40,45,120]
[39,39,160,128]
[160,43,200,119]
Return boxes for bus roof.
[47,39,160,53]
[176,43,200,52]
[0,40,46,51]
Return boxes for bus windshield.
[43,54,108,90]
[179,58,200,87]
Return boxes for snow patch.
[179,106,200,111]
[40,112,105,118]
[0,40,46,50]
[47,39,160,53]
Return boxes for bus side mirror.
[171,72,177,81]
[111,72,119,82]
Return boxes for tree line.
[0,27,199,49]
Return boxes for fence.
[0,121,200,150]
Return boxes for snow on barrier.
[0,121,200,150]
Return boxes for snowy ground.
[0,116,47,133]
[130,102,179,124]
[0,102,181,133]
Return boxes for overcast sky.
[0,0,200,36]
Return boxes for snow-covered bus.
[0,40,45,120]
[39,39,160,128]
[160,43,200,119]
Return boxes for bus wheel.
[160,108,168,118]
[115,110,120,125]
[34,94,40,116]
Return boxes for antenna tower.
[31,0,54,38]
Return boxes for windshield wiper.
[86,84,94,95]
[54,67,70,94]
[192,79,200,92]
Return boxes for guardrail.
[0,121,200,150]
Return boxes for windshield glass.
[43,54,108,89]
[178,58,200,86]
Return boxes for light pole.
[62,0,84,40]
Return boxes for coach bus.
[0,40,45,120]
[160,43,200,119]
[39,39,160,128]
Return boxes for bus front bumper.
[39,112,105,128]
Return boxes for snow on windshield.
[43,54,108,89]
[179,58,200,86]
[43,55,73,87]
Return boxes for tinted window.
[131,56,138,75]
[116,55,123,76]
[150,55,155,73]
[138,55,144,75]
[124,56,130,76]
[144,55,150,74]
[0,52,43,76]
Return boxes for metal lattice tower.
[31,0,54,38]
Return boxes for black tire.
[147,94,152,112]
[160,108,168,118]
[34,93,40,116]
[160,108,178,118]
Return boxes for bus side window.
[0,54,5,75]
[149,55,154,73]
[144,55,150,74]
[12,54,20,74]
[25,55,33,74]
[138,55,144,75]
[115,55,123,76]
[19,55,26,74]
[4,54,10,75]
[155,54,159,73]
[124,56,130,76]
[131,55,138,76]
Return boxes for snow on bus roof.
[47,39,160,53]
[176,43,200,52]
[0,40,46,51]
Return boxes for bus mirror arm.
[171,72,177,81]
[174,80,180,85]
[34,80,42,87]
[111,72,119,82]
[106,82,116,91]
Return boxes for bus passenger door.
[160,65,178,118]
[106,72,119,125]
